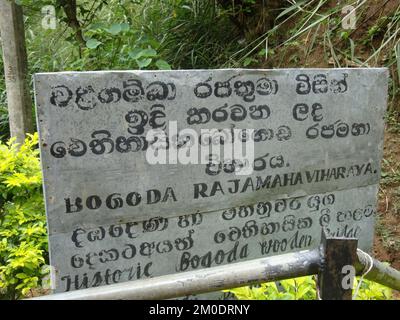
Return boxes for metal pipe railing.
[356,252,400,291]
[29,245,400,300]
[29,249,321,300]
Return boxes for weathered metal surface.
[356,252,400,291]
[28,240,400,300]
[318,230,358,300]
[33,68,388,297]
[28,248,321,300]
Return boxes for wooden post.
[0,0,33,145]
[318,230,358,300]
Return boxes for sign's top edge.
[33,67,389,76]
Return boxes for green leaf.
[258,48,266,56]
[155,59,172,70]
[243,57,256,67]
[128,48,143,60]
[120,23,130,32]
[107,23,122,35]
[147,39,161,49]
[16,273,27,279]
[129,48,157,60]
[87,22,106,30]
[136,58,152,69]
[140,48,158,57]
[86,38,102,49]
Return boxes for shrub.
[224,275,394,300]
[224,276,317,300]
[0,133,48,300]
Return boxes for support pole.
[317,230,358,300]
[0,0,33,144]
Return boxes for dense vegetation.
[1,0,400,139]
[0,134,47,299]
[1,0,400,298]
[225,275,393,300]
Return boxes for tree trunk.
[0,0,33,145]
[59,0,85,46]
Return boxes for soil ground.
[375,128,400,298]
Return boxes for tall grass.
[120,0,245,68]
[2,0,400,140]
[225,0,400,109]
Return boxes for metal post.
[317,229,358,300]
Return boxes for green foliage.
[381,155,400,186]
[224,276,316,300]
[243,57,258,67]
[224,276,394,300]
[134,0,243,68]
[353,277,393,300]
[376,215,400,251]
[0,106,8,142]
[0,133,48,300]
[385,111,400,133]
[82,21,170,70]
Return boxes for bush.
[224,276,394,300]
[0,133,48,300]
[224,276,317,300]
